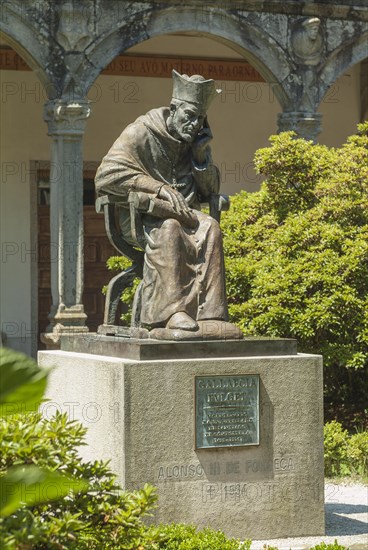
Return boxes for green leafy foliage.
[324,421,350,477]
[348,431,368,476]
[0,347,49,416]
[324,420,368,478]
[0,411,157,549]
[0,465,88,517]
[0,348,88,520]
[146,523,251,549]
[222,124,368,427]
[309,541,347,550]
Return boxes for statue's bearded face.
[169,102,205,142]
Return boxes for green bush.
[222,123,368,427]
[0,347,48,417]
[324,420,368,478]
[0,347,89,520]
[346,430,368,476]
[0,411,157,549]
[146,523,251,549]
[309,541,347,550]
[324,421,350,477]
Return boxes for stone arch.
[83,5,293,108]
[0,3,53,93]
[318,30,368,106]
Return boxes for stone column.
[41,99,91,348]
[277,111,322,142]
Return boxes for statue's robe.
[95,107,228,327]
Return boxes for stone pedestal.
[38,337,324,540]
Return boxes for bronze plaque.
[195,375,259,449]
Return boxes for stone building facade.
[1,0,367,351]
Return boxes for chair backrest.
[96,195,144,277]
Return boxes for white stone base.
[38,349,325,540]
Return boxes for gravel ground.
[250,482,368,550]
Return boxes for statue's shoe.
[166,312,199,331]
[149,319,244,341]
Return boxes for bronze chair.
[96,192,230,337]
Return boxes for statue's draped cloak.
[95,107,228,327]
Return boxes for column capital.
[44,99,91,136]
[277,111,322,142]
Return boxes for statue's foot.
[166,312,199,331]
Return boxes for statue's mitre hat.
[171,69,221,112]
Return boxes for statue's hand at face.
[191,116,213,164]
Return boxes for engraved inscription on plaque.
[195,375,259,449]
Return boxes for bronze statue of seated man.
[95,70,242,341]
